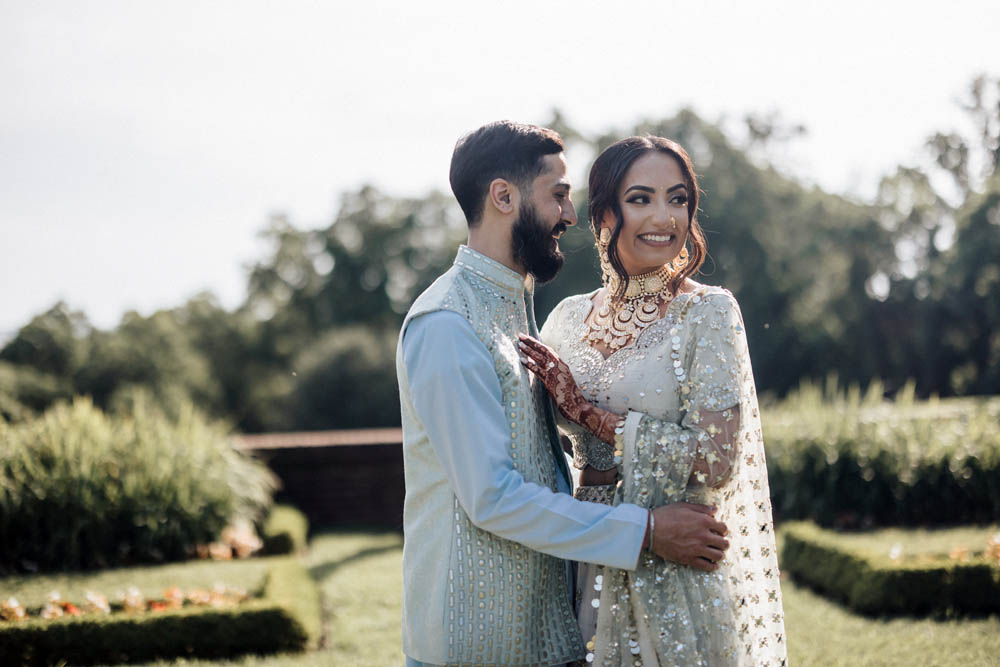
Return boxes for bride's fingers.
[517,334,553,356]
[518,341,553,368]
[519,354,539,371]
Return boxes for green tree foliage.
[0,303,89,377]
[289,325,400,430]
[2,75,998,431]
[538,109,889,395]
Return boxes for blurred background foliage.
[0,394,276,572]
[1,75,998,432]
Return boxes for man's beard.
[511,202,565,284]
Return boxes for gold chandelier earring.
[672,245,689,272]
[597,227,614,288]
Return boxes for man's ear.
[487,178,518,215]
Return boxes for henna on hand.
[518,334,624,443]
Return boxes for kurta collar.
[454,245,534,296]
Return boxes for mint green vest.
[397,246,580,666]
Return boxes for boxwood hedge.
[0,556,320,665]
[781,521,1000,616]
[764,383,1000,528]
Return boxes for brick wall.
[236,429,404,529]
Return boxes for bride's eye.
[626,195,649,204]
[670,194,688,205]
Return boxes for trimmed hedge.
[0,557,320,665]
[0,397,277,572]
[260,504,310,555]
[781,521,1000,616]
[764,383,1000,527]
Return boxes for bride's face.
[601,151,690,276]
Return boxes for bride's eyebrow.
[667,183,687,193]
[623,185,655,195]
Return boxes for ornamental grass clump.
[0,396,276,573]
[764,379,1000,527]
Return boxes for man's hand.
[649,503,729,572]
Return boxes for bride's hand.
[517,334,588,423]
[518,334,624,445]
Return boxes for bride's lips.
[637,232,676,247]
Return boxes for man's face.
[511,153,577,283]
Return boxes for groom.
[397,121,729,666]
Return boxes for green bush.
[781,521,1000,616]
[764,381,1000,527]
[0,397,276,573]
[288,325,401,430]
[260,504,310,555]
[0,361,73,423]
[0,556,320,665]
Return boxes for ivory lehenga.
[540,285,787,666]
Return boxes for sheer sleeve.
[591,290,787,667]
[619,291,747,502]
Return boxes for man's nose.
[563,200,578,227]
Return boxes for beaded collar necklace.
[585,264,674,352]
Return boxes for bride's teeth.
[641,234,673,242]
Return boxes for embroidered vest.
[397,246,580,666]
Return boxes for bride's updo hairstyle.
[588,136,707,300]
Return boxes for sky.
[2,0,998,336]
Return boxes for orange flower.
[40,603,63,620]
[85,591,110,614]
[121,586,145,613]
[986,534,1000,562]
[163,586,184,609]
[1,597,26,622]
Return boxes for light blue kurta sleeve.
[402,310,648,570]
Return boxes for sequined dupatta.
[588,291,787,667]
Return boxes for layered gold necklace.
[585,264,673,352]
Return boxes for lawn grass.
[8,529,999,666]
[0,556,277,608]
[822,524,1000,560]
[782,573,1000,666]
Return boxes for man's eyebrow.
[554,181,571,191]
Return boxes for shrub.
[0,361,73,423]
[0,396,276,573]
[289,325,400,429]
[260,504,310,555]
[0,556,319,665]
[764,381,1000,527]
[781,521,1000,616]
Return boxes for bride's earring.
[672,244,689,272]
[598,227,614,288]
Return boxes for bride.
[519,136,787,666]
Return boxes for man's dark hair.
[449,121,564,226]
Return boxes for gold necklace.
[586,265,673,352]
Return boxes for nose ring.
[669,216,678,232]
